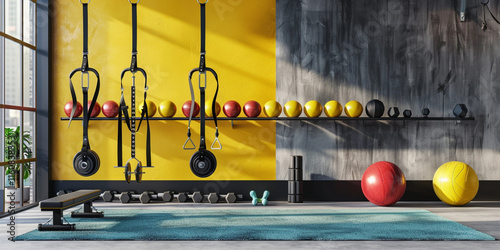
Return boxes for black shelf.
[60,117,475,121]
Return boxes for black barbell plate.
[125,163,132,183]
[135,162,143,183]
[190,150,217,178]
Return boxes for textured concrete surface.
[276,0,500,181]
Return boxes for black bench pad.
[40,189,101,211]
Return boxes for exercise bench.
[38,189,104,231]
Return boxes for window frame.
[0,0,39,215]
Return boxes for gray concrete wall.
[276,0,500,180]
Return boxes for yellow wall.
[51,0,276,181]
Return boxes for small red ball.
[102,100,119,118]
[182,101,200,118]
[243,100,262,118]
[88,101,101,118]
[223,100,241,118]
[64,101,83,117]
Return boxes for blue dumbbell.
[250,190,269,206]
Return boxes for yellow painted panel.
[51,0,276,181]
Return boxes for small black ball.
[453,104,468,119]
[421,108,430,117]
[388,107,400,118]
[403,109,412,118]
[365,99,385,118]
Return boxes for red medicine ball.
[361,161,406,206]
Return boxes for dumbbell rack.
[101,191,242,204]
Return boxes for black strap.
[206,68,219,136]
[81,3,88,71]
[68,2,100,155]
[185,1,220,150]
[199,3,206,72]
[130,3,138,71]
[117,1,152,168]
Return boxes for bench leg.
[71,201,104,218]
[38,210,75,231]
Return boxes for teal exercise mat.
[15,209,495,241]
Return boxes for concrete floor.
[1,201,499,249]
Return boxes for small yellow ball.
[324,100,342,118]
[263,101,282,117]
[344,100,363,118]
[158,100,176,118]
[138,100,157,117]
[205,101,221,117]
[304,100,323,118]
[284,101,302,118]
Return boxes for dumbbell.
[162,191,203,203]
[188,191,203,203]
[118,191,139,203]
[206,192,243,204]
[250,190,270,206]
[138,191,158,204]
[161,191,189,202]
[101,190,119,202]
[139,191,178,204]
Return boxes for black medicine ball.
[365,99,385,118]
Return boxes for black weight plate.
[73,151,99,177]
[125,162,131,183]
[88,150,100,176]
[135,162,143,183]
[190,150,217,178]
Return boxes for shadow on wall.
[275,0,500,181]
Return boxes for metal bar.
[83,202,91,213]
[60,117,476,121]
[53,210,62,225]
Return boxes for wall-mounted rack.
[61,116,475,128]
[61,117,474,121]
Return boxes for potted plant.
[4,126,32,203]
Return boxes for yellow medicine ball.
[263,100,282,118]
[344,100,363,117]
[304,100,323,118]
[284,101,302,118]
[158,100,176,118]
[324,100,342,117]
[205,101,221,117]
[432,161,479,206]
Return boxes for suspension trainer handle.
[68,1,100,129]
[184,0,221,150]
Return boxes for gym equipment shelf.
[61,117,475,121]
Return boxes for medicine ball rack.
[61,116,475,121]
[61,116,474,129]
